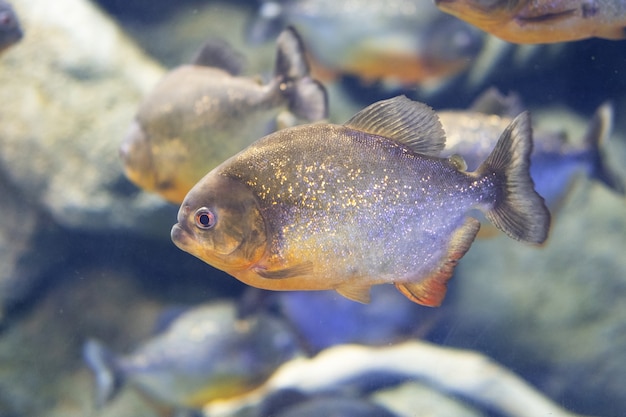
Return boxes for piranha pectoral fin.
[396,218,480,307]
[255,262,314,279]
[336,284,372,304]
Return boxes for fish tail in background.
[82,339,125,408]
[583,102,626,195]
[477,112,551,244]
[274,27,328,121]
[247,1,285,45]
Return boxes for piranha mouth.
[171,223,191,251]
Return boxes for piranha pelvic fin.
[336,283,372,304]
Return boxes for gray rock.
[0,172,65,318]
[0,0,176,237]
[372,382,484,417]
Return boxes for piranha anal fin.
[396,217,480,307]
[344,96,446,157]
[255,262,314,279]
[336,283,372,304]
[192,38,245,76]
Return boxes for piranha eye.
[194,207,216,230]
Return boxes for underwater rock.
[0,172,65,319]
[372,382,484,417]
[0,0,175,237]
[0,266,163,417]
[202,340,591,417]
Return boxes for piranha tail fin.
[274,26,328,122]
[478,112,551,244]
[82,339,125,408]
[583,102,625,195]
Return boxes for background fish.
[120,27,327,204]
[171,96,550,307]
[82,302,302,411]
[248,0,485,89]
[439,92,625,213]
[436,0,626,43]
[0,0,22,54]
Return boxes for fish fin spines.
[275,26,309,80]
[479,112,551,244]
[82,339,125,408]
[255,261,315,279]
[344,96,446,156]
[274,27,328,122]
[192,38,245,75]
[396,218,480,307]
[584,102,625,195]
[336,284,372,304]
[287,78,328,122]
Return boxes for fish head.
[119,121,158,193]
[171,172,267,274]
[435,0,521,29]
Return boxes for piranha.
[438,91,625,213]
[120,27,327,204]
[82,302,302,411]
[171,96,550,307]
[0,0,22,54]
[435,0,626,43]
[248,0,485,88]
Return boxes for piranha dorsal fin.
[191,38,245,75]
[395,217,480,307]
[344,96,446,156]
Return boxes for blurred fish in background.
[439,89,625,224]
[435,0,626,44]
[0,0,22,54]
[120,26,327,204]
[247,0,488,92]
[83,301,303,413]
